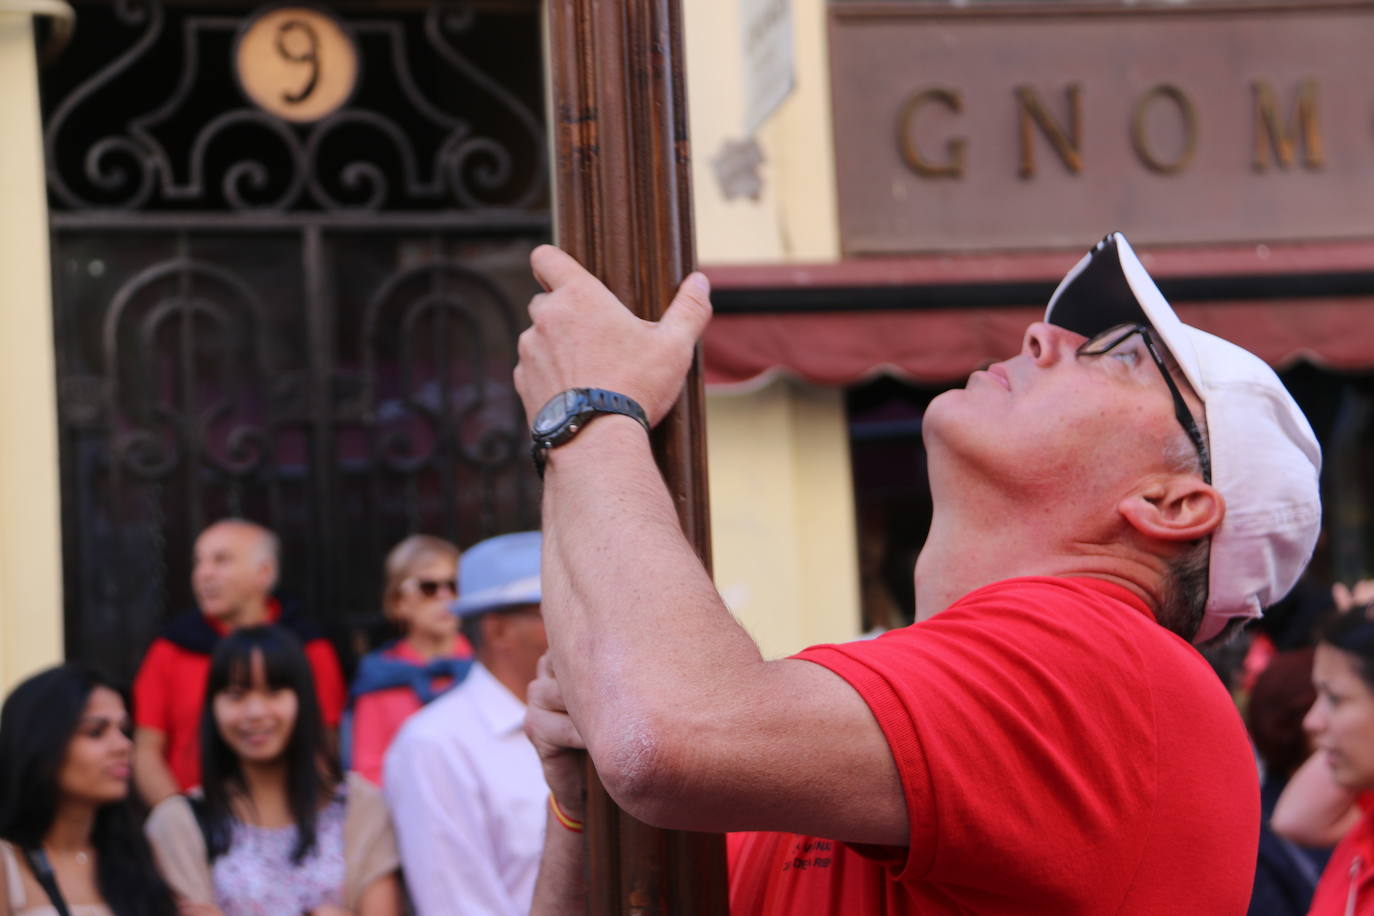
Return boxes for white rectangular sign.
[740,0,795,135]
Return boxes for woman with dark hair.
[0,664,174,915]
[1247,649,1330,916]
[1274,601,1374,914]
[144,626,401,916]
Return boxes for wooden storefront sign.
[830,2,1374,255]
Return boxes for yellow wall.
[685,0,860,653]
[706,380,859,658]
[685,0,840,263]
[0,10,65,693]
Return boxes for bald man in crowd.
[132,518,346,805]
[516,234,1322,913]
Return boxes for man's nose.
[1021,321,1076,367]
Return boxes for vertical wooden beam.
[544,0,728,912]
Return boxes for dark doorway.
[41,0,548,681]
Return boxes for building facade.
[3,0,1372,691]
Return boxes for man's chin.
[920,390,975,452]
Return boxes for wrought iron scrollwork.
[103,254,275,480]
[43,0,547,212]
[45,0,163,210]
[359,259,524,475]
[45,0,548,685]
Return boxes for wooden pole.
[544,0,728,912]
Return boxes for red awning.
[701,300,1374,388]
[700,243,1374,389]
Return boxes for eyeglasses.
[405,578,458,598]
[1076,323,1212,485]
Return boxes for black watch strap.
[583,389,648,425]
[531,388,650,478]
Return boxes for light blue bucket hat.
[450,531,542,618]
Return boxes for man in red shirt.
[515,234,1322,912]
[132,518,346,805]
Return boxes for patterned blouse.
[211,794,348,916]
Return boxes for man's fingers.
[525,704,587,752]
[1334,582,1354,611]
[528,669,567,713]
[530,244,592,293]
[660,271,713,343]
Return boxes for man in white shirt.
[384,531,548,916]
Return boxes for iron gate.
[41,0,548,682]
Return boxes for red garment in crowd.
[727,577,1259,914]
[1307,795,1374,916]
[133,599,346,790]
[350,638,471,785]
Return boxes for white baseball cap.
[1045,233,1322,643]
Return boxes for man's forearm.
[530,808,587,915]
[541,419,766,787]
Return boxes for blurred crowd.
[0,519,549,916]
[7,515,1374,915]
[1203,570,1374,916]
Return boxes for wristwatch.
[530,388,650,477]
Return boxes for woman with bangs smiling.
[145,626,401,916]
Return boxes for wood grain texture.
[545,0,727,912]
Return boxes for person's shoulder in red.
[131,609,224,791]
[132,607,224,730]
[303,635,346,727]
[348,640,471,784]
[1308,796,1374,915]
[132,637,179,733]
[734,576,1258,915]
[269,599,346,728]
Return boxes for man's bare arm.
[516,247,906,845]
[133,727,179,807]
[530,807,587,915]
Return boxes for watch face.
[532,389,584,437]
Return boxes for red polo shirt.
[727,577,1258,914]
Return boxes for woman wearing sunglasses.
[145,626,402,916]
[346,536,473,784]
[0,665,175,915]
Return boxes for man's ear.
[258,557,279,593]
[1118,475,1225,543]
[481,613,509,649]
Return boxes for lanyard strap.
[22,848,74,916]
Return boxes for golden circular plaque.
[235,6,358,123]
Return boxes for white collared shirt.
[383,662,546,916]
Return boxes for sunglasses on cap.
[404,577,458,598]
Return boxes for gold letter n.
[1016,84,1084,179]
